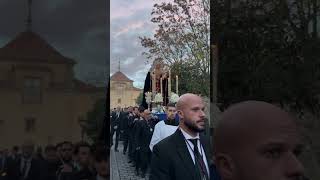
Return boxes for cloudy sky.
[0,0,107,86]
[110,0,171,88]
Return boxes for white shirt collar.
[180,127,200,140]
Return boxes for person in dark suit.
[127,106,140,164]
[134,109,154,178]
[120,106,131,155]
[132,106,146,175]
[213,101,305,180]
[8,146,20,165]
[73,141,94,180]
[90,152,109,180]
[110,106,123,152]
[43,145,59,180]
[6,140,44,180]
[150,93,213,180]
[0,149,9,180]
[56,141,77,180]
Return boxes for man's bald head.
[22,139,35,158]
[213,101,304,180]
[176,93,202,110]
[214,101,299,153]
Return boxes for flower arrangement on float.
[153,93,164,113]
[169,92,179,103]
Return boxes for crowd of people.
[0,141,108,180]
[110,105,160,178]
[111,93,310,180]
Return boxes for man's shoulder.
[154,120,165,128]
[154,129,179,148]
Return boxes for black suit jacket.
[150,129,212,180]
[135,119,153,151]
[111,111,123,128]
[119,112,130,132]
[6,157,44,180]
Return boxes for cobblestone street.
[111,138,149,180]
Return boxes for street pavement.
[111,139,149,180]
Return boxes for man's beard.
[63,156,72,163]
[168,115,175,121]
[168,117,175,122]
[184,119,205,133]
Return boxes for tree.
[213,2,320,177]
[84,98,106,143]
[214,0,320,112]
[136,92,144,105]
[140,0,210,96]
[170,61,210,96]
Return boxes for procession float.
[141,59,179,121]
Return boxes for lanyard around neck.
[184,137,204,158]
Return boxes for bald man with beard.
[150,93,213,180]
[213,101,307,180]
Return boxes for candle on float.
[160,77,163,95]
[168,70,171,96]
[176,75,178,95]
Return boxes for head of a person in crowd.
[74,141,92,168]
[213,101,305,180]
[45,145,58,163]
[12,146,19,155]
[176,93,206,136]
[166,103,177,120]
[128,106,133,113]
[21,140,35,159]
[94,152,109,179]
[60,141,73,162]
[3,149,9,157]
[133,106,139,115]
[116,106,121,112]
[143,109,152,121]
[56,142,63,157]
[138,106,145,117]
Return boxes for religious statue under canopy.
[141,58,179,112]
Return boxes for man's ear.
[177,110,183,119]
[215,153,235,179]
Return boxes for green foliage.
[141,0,210,96]
[215,0,320,112]
[84,98,106,143]
[136,92,144,105]
[171,61,210,96]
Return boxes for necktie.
[189,139,209,180]
[21,159,27,179]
